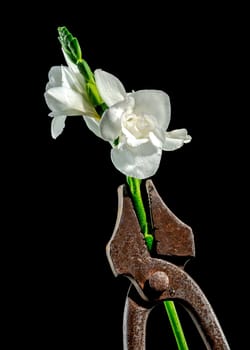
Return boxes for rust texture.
[146,180,195,258]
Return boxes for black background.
[6,2,247,349]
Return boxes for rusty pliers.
[106,179,230,350]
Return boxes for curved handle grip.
[172,268,231,350]
[123,272,231,350]
[123,284,153,350]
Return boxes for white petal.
[166,128,192,143]
[162,137,184,151]
[94,69,127,107]
[44,87,96,117]
[162,128,192,151]
[51,116,67,139]
[62,48,79,74]
[46,66,62,90]
[132,90,171,130]
[100,97,135,142]
[83,116,102,138]
[46,64,85,95]
[111,142,162,179]
[148,131,163,148]
[125,135,149,147]
[61,66,85,92]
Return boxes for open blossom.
[91,69,192,179]
[44,51,99,139]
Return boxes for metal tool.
[106,179,230,350]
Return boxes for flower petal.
[132,90,171,130]
[61,66,85,93]
[94,69,127,107]
[166,128,192,143]
[83,116,102,138]
[46,65,85,94]
[46,66,62,90]
[100,97,135,142]
[44,86,96,117]
[163,128,192,151]
[162,137,185,151]
[62,48,79,74]
[148,131,164,148]
[111,142,162,179]
[51,116,67,139]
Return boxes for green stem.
[126,176,153,250]
[126,176,189,350]
[164,300,189,350]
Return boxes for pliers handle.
[106,179,230,350]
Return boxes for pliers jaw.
[145,179,195,263]
[106,179,230,350]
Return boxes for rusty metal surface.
[106,179,230,350]
[123,285,153,350]
[146,180,195,258]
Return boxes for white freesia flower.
[45,55,191,179]
[44,51,99,139]
[93,69,191,179]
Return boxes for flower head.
[44,51,99,139]
[92,70,191,179]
